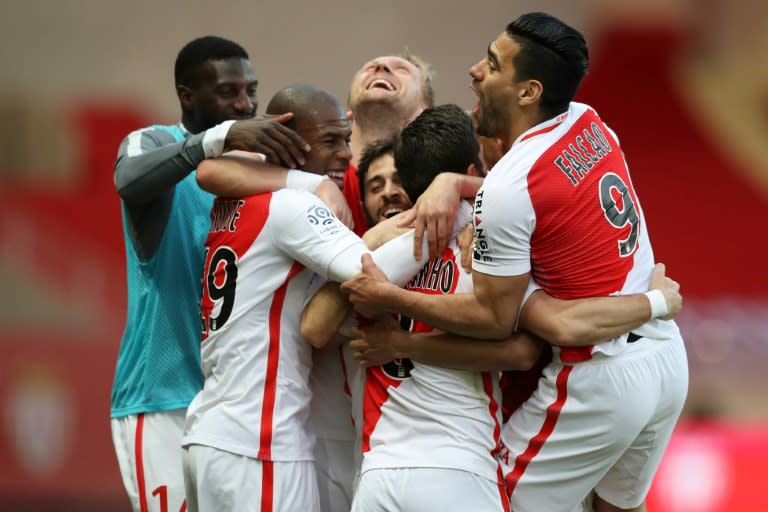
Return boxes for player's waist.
[554,328,677,364]
[362,445,500,480]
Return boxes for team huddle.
[110,12,688,512]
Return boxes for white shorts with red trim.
[111,409,188,512]
[352,467,510,512]
[499,334,688,511]
[182,444,319,512]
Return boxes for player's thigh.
[112,410,187,512]
[595,337,688,509]
[314,438,355,512]
[501,361,658,512]
[184,444,319,512]
[401,468,509,512]
[353,468,508,512]
[351,469,402,512]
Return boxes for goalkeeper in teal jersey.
[109,35,331,512]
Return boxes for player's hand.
[456,223,475,273]
[341,253,397,318]
[315,179,354,230]
[649,262,682,320]
[399,173,462,260]
[349,315,408,367]
[224,113,310,169]
[362,210,410,250]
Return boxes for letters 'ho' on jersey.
[360,240,504,482]
[183,189,365,462]
[473,102,664,358]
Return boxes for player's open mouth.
[367,78,396,91]
[381,207,405,219]
[326,170,346,188]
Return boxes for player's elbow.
[195,160,219,193]
[498,335,542,371]
[300,321,332,349]
[544,317,592,347]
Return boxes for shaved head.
[266,84,345,131]
[265,84,352,186]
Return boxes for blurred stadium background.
[1,0,766,510]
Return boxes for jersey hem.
[182,435,314,462]
[110,400,193,419]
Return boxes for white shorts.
[499,334,688,511]
[352,467,509,512]
[111,409,187,512]
[314,438,355,512]
[182,444,319,512]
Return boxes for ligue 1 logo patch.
[306,204,343,237]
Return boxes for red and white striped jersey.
[361,241,504,482]
[473,102,677,357]
[183,189,367,462]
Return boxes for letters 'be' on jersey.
[473,102,678,358]
[361,241,504,482]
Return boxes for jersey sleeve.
[114,126,206,203]
[471,171,536,277]
[269,189,369,279]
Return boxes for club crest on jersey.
[382,358,414,380]
[306,204,344,238]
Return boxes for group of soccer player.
[110,12,688,512]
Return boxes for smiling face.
[295,100,353,189]
[468,32,522,139]
[348,56,427,115]
[181,57,258,132]
[362,153,412,225]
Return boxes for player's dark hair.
[175,36,249,87]
[506,12,588,118]
[357,138,397,206]
[395,104,481,204]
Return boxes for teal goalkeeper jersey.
[111,124,213,418]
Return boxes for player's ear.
[467,162,483,178]
[177,85,193,110]
[518,79,543,107]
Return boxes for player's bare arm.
[519,263,682,346]
[350,263,681,371]
[350,315,543,371]
[341,254,529,339]
[300,282,351,348]
[196,151,353,228]
[397,172,484,259]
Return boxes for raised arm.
[397,172,484,259]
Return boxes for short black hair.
[506,12,588,118]
[174,36,249,87]
[394,104,481,204]
[265,84,342,132]
[357,138,397,206]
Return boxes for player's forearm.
[384,288,512,339]
[402,331,541,371]
[115,140,204,203]
[196,153,290,197]
[455,174,485,199]
[301,282,351,348]
[520,292,651,346]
